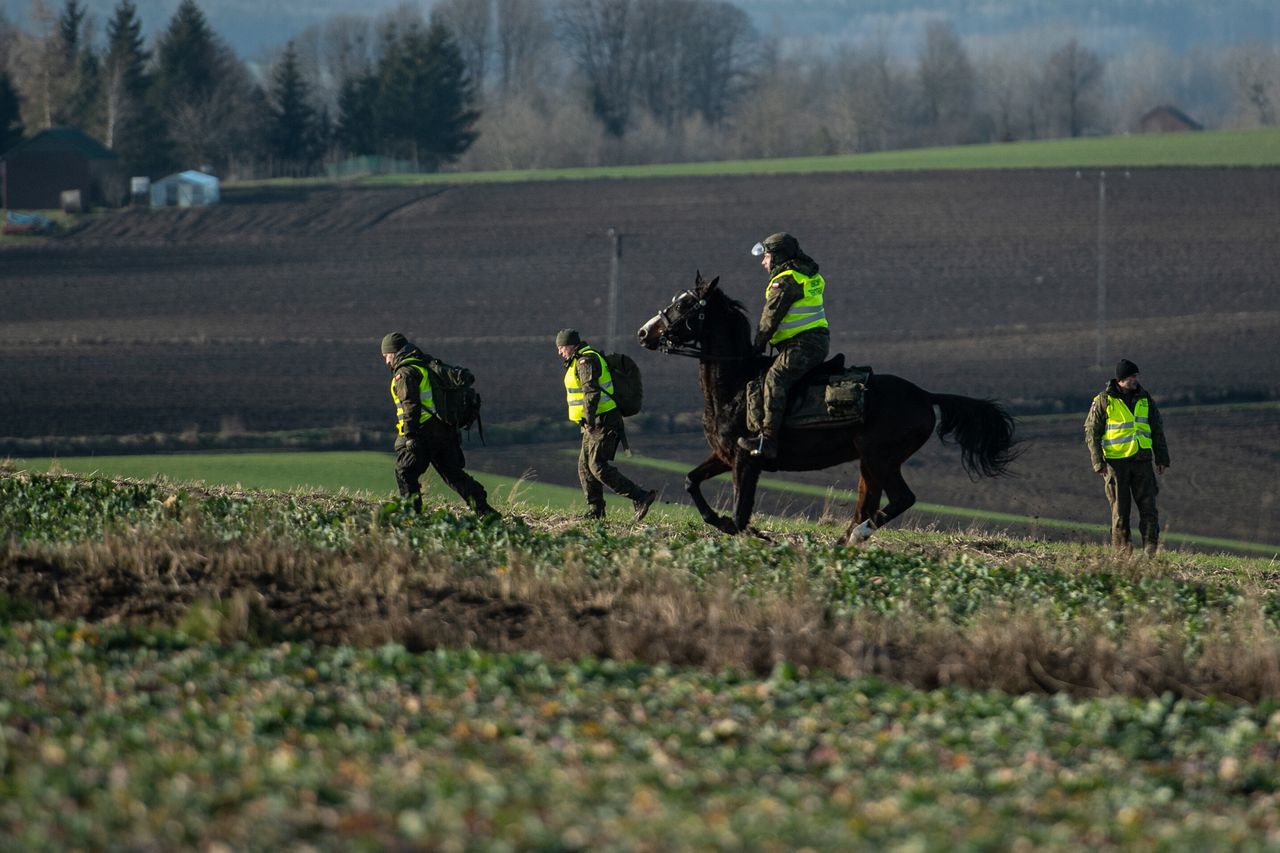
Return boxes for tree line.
[1,0,1277,183]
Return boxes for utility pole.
[606,227,621,353]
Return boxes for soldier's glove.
[404,437,420,454]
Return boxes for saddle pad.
[746,365,871,433]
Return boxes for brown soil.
[2,170,1277,545]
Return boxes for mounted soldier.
[737,232,831,460]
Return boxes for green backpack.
[604,352,643,417]
[428,359,484,441]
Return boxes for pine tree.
[418,16,479,170]
[0,71,24,152]
[335,69,378,156]
[103,0,163,174]
[266,42,325,174]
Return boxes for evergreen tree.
[419,16,479,169]
[153,0,255,173]
[154,0,221,104]
[266,42,326,173]
[56,0,102,132]
[103,0,163,174]
[335,68,378,156]
[0,71,24,152]
[366,18,479,170]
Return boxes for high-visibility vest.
[391,359,435,435]
[564,347,617,422]
[1102,395,1152,459]
[767,269,828,345]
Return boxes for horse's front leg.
[732,453,763,535]
[686,455,735,533]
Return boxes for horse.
[636,273,1020,544]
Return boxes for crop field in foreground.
[13,448,1278,557]
[3,469,1280,848]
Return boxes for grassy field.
[355,127,1280,185]
[14,450,1278,558]
[3,468,1280,848]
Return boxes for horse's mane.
[705,287,752,342]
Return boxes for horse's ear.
[707,276,720,292]
[695,270,704,286]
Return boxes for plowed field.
[2,169,1277,545]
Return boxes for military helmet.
[750,232,800,262]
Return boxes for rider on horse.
[737,232,831,460]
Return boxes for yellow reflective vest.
[564,347,617,422]
[767,269,828,345]
[1102,395,1152,459]
[391,359,435,435]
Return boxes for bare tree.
[435,0,492,94]
[1041,37,1105,138]
[555,0,638,136]
[494,0,557,94]
[975,50,1040,141]
[1223,43,1279,127]
[916,19,975,145]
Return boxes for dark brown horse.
[636,273,1019,544]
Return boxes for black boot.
[632,489,657,522]
[581,503,605,520]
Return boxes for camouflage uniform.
[567,343,652,518]
[1084,379,1170,554]
[756,264,831,440]
[389,343,495,517]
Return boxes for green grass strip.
[619,454,1280,557]
[346,128,1280,186]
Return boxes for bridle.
[653,290,709,359]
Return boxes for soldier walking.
[1084,358,1170,555]
[382,332,498,518]
[737,232,831,460]
[556,329,657,521]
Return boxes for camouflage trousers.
[762,329,830,435]
[1103,457,1160,553]
[394,418,492,515]
[578,410,645,510]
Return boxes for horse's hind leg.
[854,468,883,524]
[842,470,883,545]
[845,464,915,544]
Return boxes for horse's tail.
[929,393,1021,479]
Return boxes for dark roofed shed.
[1,127,123,210]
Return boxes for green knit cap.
[555,329,581,347]
[381,332,408,354]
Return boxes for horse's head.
[637,272,719,351]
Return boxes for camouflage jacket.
[755,260,825,351]
[569,344,607,426]
[391,348,470,436]
[1083,380,1170,472]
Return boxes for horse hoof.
[851,519,876,543]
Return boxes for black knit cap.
[1115,358,1140,380]
[381,332,408,354]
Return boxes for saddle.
[746,355,872,433]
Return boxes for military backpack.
[428,359,484,441]
[603,352,643,417]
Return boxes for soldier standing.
[556,329,657,521]
[1084,358,1170,555]
[737,232,831,460]
[382,332,498,518]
